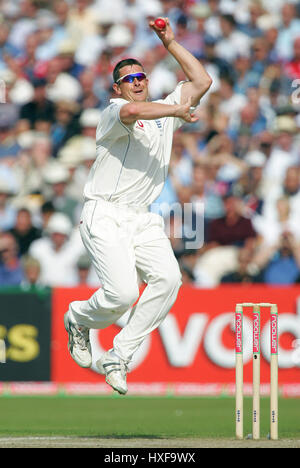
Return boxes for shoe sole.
[64,313,92,368]
[96,357,127,395]
[106,376,127,395]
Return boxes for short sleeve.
[161,81,185,106]
[156,81,186,132]
[96,101,133,143]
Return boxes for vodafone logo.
[137,120,144,129]
[88,309,300,373]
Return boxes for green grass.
[0,396,299,439]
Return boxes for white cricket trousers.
[68,199,182,363]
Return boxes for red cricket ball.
[154,18,166,30]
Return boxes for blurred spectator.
[0,20,21,70]
[0,177,17,231]
[205,133,247,184]
[0,232,24,286]
[53,0,70,36]
[169,131,193,186]
[65,136,96,202]
[28,212,85,286]
[105,23,133,62]
[160,0,182,25]
[179,260,196,285]
[262,232,300,284]
[262,166,300,222]
[19,32,42,81]
[275,3,300,60]
[34,9,62,62]
[21,254,42,289]
[193,192,257,286]
[8,0,38,51]
[262,115,299,192]
[175,6,206,57]
[189,162,224,228]
[12,133,53,197]
[92,49,114,104]
[207,192,257,247]
[215,14,252,62]
[78,69,102,109]
[0,70,21,161]
[75,253,99,286]
[202,35,233,83]
[189,3,212,47]
[239,2,264,39]
[40,201,56,230]
[141,47,177,101]
[284,36,300,80]
[253,195,300,249]
[76,253,92,285]
[230,102,267,143]
[8,207,42,256]
[220,246,263,283]
[45,56,82,103]
[66,0,100,41]
[19,77,56,129]
[50,100,81,156]
[42,162,80,223]
[218,74,248,130]
[79,108,101,139]
[56,39,85,79]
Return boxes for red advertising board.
[51,285,300,396]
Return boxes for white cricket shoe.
[96,349,128,395]
[64,312,92,368]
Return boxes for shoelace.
[122,360,129,374]
[71,323,90,350]
[103,357,129,378]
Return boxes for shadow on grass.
[77,434,165,440]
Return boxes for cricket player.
[64,18,212,394]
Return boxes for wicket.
[235,303,278,440]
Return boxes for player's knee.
[157,267,182,294]
[106,284,140,311]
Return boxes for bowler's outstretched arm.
[149,17,213,106]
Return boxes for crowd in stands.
[0,0,300,289]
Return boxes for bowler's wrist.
[164,38,176,50]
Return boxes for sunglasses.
[116,72,147,84]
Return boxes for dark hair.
[221,14,236,27]
[113,58,144,83]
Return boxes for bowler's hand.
[174,97,199,124]
[149,17,175,48]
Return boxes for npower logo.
[235,313,242,353]
[253,313,260,354]
[271,314,278,354]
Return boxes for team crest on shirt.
[155,119,163,136]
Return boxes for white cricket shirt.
[83,82,184,207]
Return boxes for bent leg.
[68,202,139,329]
[113,237,182,362]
